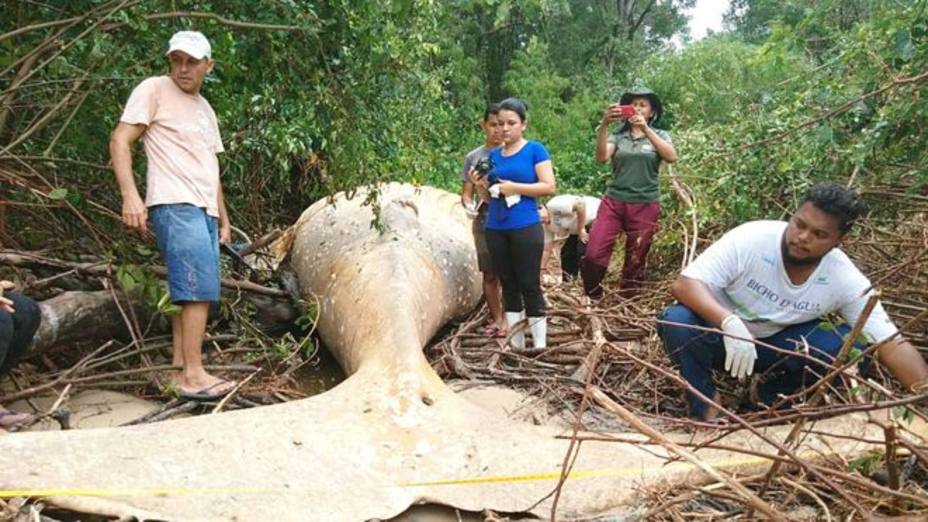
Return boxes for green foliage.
[639,0,928,244]
[848,452,882,475]
[893,405,915,423]
[116,263,180,316]
[3,0,927,277]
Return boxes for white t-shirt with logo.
[681,220,897,342]
[545,195,600,239]
[120,76,224,217]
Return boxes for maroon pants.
[581,196,660,298]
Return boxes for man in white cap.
[109,30,235,400]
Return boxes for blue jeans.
[149,204,220,303]
[657,304,866,418]
[0,292,41,376]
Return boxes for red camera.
[617,105,636,118]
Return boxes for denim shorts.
[149,203,220,303]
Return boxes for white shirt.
[682,220,897,342]
[546,195,600,239]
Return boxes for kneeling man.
[658,183,928,420]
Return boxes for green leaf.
[157,292,182,317]
[817,322,838,332]
[116,265,141,294]
[895,29,914,61]
[47,188,69,200]
[893,405,914,423]
[848,453,881,475]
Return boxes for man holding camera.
[461,104,506,337]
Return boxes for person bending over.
[539,194,600,281]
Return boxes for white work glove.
[721,314,756,379]
[488,184,501,198]
[504,194,521,207]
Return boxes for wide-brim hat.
[620,85,663,124]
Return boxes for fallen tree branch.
[589,386,784,520]
[100,11,316,32]
[0,250,288,297]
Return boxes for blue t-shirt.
[485,140,551,230]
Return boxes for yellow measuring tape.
[0,451,811,498]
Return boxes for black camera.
[473,156,494,179]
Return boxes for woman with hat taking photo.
[582,86,676,299]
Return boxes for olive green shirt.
[606,128,672,203]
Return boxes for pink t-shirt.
[119,76,224,217]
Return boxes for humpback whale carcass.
[0,183,915,521]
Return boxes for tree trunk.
[28,289,298,356]
[32,290,137,353]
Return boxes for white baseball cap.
[165,31,211,60]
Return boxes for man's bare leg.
[176,302,230,393]
[169,314,183,384]
[484,273,506,333]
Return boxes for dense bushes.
[2,0,925,264]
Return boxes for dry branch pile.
[425,185,928,520]
[0,185,926,520]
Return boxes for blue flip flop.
[178,381,235,402]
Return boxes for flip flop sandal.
[178,380,236,402]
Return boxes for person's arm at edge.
[0,280,13,313]
[109,122,148,232]
[841,289,928,390]
[669,275,733,328]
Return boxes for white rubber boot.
[528,316,547,351]
[505,311,525,349]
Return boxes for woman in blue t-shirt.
[473,98,556,351]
